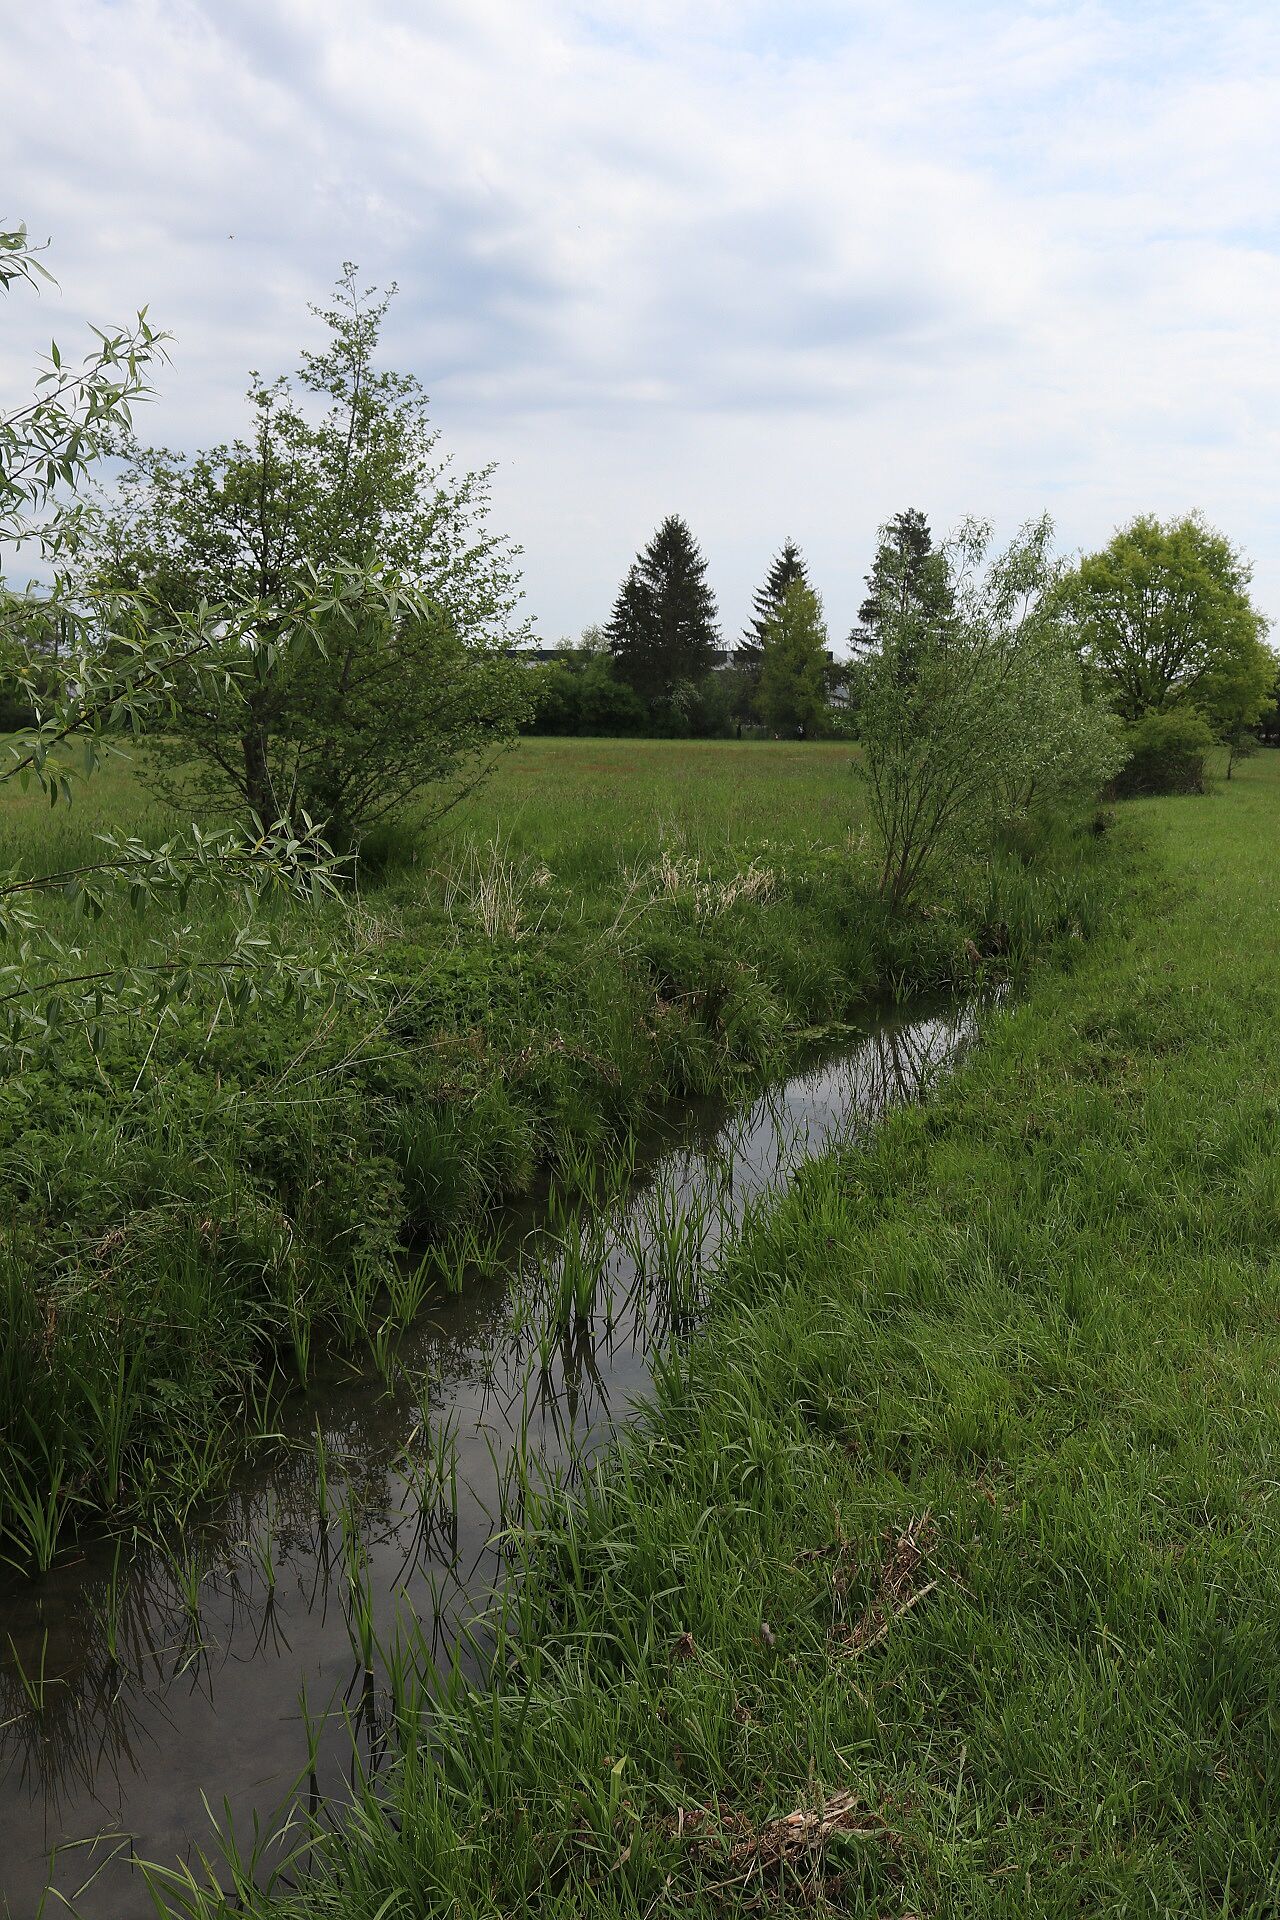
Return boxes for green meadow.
[172,750,1280,1918]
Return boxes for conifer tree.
[854,509,953,653]
[756,579,831,736]
[736,538,809,671]
[606,515,719,707]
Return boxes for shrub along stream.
[0,741,1115,1571]
[151,755,1280,1917]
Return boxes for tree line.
[526,504,1277,773]
[528,520,837,740]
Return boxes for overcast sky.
[6,0,1280,645]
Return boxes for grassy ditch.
[173,752,1280,1917]
[0,738,1113,1568]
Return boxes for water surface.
[0,1001,974,1916]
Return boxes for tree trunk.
[242,725,275,823]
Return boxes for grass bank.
[197,753,1280,1917]
[0,739,1111,1568]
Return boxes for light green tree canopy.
[755,579,830,737]
[1059,513,1273,732]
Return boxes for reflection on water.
[0,1002,974,1917]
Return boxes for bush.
[577,658,648,734]
[1111,707,1215,796]
[525,656,649,736]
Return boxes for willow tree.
[858,516,1122,910]
[1,223,375,1063]
[91,268,532,845]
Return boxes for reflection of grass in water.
[148,768,1280,1918]
[2,996,986,1916]
[4,1628,50,1719]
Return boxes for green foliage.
[92,266,532,843]
[606,515,720,716]
[755,578,831,736]
[853,505,953,652]
[0,222,358,1066]
[1225,724,1260,780]
[858,514,1123,909]
[1060,512,1274,733]
[1111,706,1216,796]
[158,759,1280,1920]
[0,737,1108,1564]
[734,539,811,718]
[0,222,165,570]
[526,648,648,736]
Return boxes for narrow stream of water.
[0,1001,975,1917]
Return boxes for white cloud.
[5,0,1280,640]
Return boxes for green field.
[179,752,1280,1917]
[0,737,1113,1568]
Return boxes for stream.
[0,999,976,1917]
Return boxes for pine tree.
[756,580,831,737]
[736,538,809,671]
[606,515,719,707]
[854,509,953,652]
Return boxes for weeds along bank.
[190,753,1280,1919]
[0,739,1113,1564]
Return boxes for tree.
[1259,660,1280,747]
[731,538,809,724]
[854,508,954,654]
[858,516,1122,910]
[90,268,532,845]
[738,538,809,669]
[1059,514,1273,734]
[756,579,831,736]
[0,223,370,1063]
[606,515,719,713]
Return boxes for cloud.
[5,0,1280,641]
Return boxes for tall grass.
[141,755,1280,1917]
[0,738,1116,1568]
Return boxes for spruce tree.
[736,538,809,671]
[854,509,953,652]
[607,515,719,707]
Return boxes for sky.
[5,0,1280,646]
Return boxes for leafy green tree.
[1059,514,1273,733]
[858,516,1122,910]
[578,655,646,734]
[0,223,368,1063]
[526,644,646,737]
[1112,707,1217,796]
[606,515,719,714]
[1259,660,1280,747]
[91,268,531,844]
[756,579,831,736]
